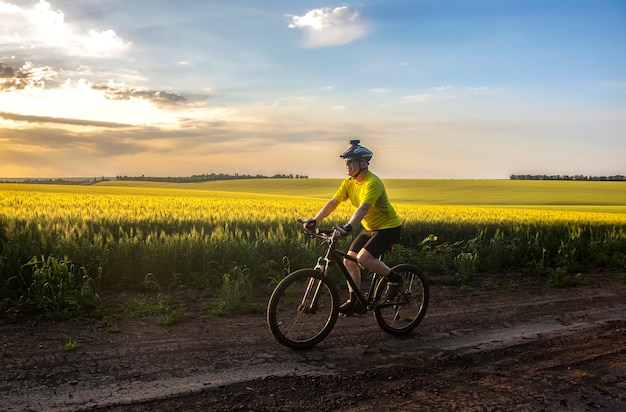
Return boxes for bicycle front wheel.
[267,269,339,350]
[374,264,429,335]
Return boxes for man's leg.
[339,251,363,314]
[356,248,391,276]
[357,249,402,303]
[344,251,361,292]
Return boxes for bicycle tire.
[267,269,339,350]
[373,264,429,335]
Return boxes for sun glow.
[0,78,182,127]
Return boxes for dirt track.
[1,273,625,411]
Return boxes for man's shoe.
[379,275,403,303]
[338,299,354,314]
[338,299,364,316]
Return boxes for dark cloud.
[0,125,147,157]
[0,62,188,109]
[0,119,237,158]
[0,62,55,91]
[91,83,187,107]
[0,63,15,77]
[0,111,131,128]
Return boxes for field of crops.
[1,179,625,317]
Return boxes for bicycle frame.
[309,229,385,311]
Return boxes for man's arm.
[313,198,340,223]
[347,203,371,228]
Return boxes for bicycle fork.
[300,275,325,314]
[299,256,331,314]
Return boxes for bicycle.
[267,223,430,350]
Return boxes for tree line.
[1,173,309,185]
[510,174,625,181]
[115,173,309,183]
[0,177,108,185]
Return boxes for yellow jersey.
[332,171,401,231]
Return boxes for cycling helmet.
[339,139,373,162]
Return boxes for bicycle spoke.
[374,265,429,335]
[267,269,338,349]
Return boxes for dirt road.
[1,273,625,411]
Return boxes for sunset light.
[1,0,624,179]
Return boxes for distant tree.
[114,172,308,183]
[509,174,625,182]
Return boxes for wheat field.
[1,180,625,297]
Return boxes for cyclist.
[303,140,403,315]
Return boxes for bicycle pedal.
[341,310,364,317]
[340,305,366,317]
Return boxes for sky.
[0,0,625,179]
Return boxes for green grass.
[383,179,626,208]
[94,178,626,211]
[5,179,625,211]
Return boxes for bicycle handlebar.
[303,227,335,239]
[298,219,339,241]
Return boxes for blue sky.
[1,0,624,179]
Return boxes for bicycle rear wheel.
[374,264,429,335]
[267,269,339,350]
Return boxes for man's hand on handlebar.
[302,218,317,230]
[332,223,353,240]
[299,220,353,241]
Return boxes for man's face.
[344,158,361,176]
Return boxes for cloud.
[465,86,488,93]
[91,83,187,108]
[0,77,190,128]
[287,6,368,47]
[600,82,626,89]
[4,67,192,110]
[403,93,431,102]
[0,62,56,91]
[401,85,491,103]
[370,88,393,94]
[0,111,131,128]
[432,85,454,92]
[0,0,130,58]
[0,2,187,131]
[0,115,302,178]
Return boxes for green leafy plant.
[99,310,121,333]
[157,305,187,325]
[454,251,480,286]
[122,273,189,325]
[266,256,292,289]
[212,264,263,315]
[17,255,101,319]
[547,268,583,288]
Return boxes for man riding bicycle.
[303,140,403,315]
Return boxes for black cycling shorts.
[348,226,402,258]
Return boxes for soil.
[1,272,625,412]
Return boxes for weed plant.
[6,255,101,319]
